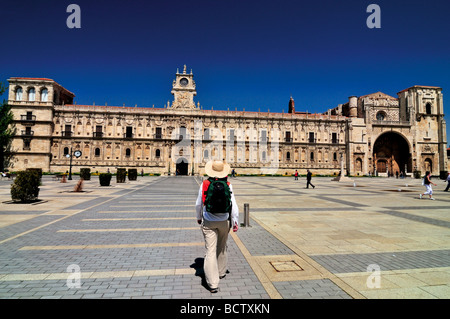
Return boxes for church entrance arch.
[176,157,189,176]
[373,132,411,176]
[423,158,432,173]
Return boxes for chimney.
[288,96,295,113]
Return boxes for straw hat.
[205,160,230,178]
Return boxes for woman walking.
[420,171,437,200]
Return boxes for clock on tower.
[170,65,198,109]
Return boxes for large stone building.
[7,66,448,177]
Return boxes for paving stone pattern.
[311,249,450,274]
[273,279,352,299]
[0,177,271,299]
[2,176,449,299]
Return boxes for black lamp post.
[68,147,73,180]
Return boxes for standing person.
[420,171,437,200]
[294,170,298,181]
[444,172,450,192]
[306,169,315,189]
[196,160,239,293]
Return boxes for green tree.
[0,82,15,171]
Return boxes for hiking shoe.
[419,194,422,199]
[210,287,219,293]
[430,197,435,200]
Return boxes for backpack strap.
[202,180,211,204]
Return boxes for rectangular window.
[155,127,162,139]
[285,131,292,142]
[332,133,337,144]
[125,126,133,138]
[179,127,186,140]
[228,129,235,142]
[64,125,72,137]
[23,139,31,150]
[94,125,103,138]
[261,130,267,142]
[204,128,210,140]
[309,132,315,143]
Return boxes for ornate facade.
[7,66,448,176]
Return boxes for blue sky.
[1,0,449,141]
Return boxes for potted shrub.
[99,173,112,186]
[80,168,91,180]
[11,170,40,202]
[116,168,126,183]
[128,168,137,181]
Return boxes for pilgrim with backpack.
[195,160,239,293]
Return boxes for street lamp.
[69,147,73,180]
[65,148,82,180]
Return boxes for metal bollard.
[243,203,250,227]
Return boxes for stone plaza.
[0,175,449,299]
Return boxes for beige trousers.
[201,219,230,289]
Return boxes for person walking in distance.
[420,171,437,200]
[195,160,239,293]
[294,170,298,181]
[444,172,450,192]
[306,169,315,189]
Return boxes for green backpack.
[202,178,232,214]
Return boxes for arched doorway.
[355,158,363,173]
[373,132,411,176]
[176,158,189,176]
[424,158,432,173]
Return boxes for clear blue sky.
[1,0,449,143]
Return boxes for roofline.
[60,104,344,119]
[8,77,76,97]
[397,85,442,94]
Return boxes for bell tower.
[170,65,198,109]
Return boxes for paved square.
[0,175,449,299]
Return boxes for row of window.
[60,124,340,143]
[62,147,162,158]
[57,146,340,163]
[15,87,48,102]
[286,151,340,162]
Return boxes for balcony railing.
[20,115,36,122]
[285,138,293,143]
[124,133,133,139]
[93,132,103,138]
[61,131,72,137]
[21,130,34,137]
[372,120,411,126]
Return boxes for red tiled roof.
[10,77,55,81]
